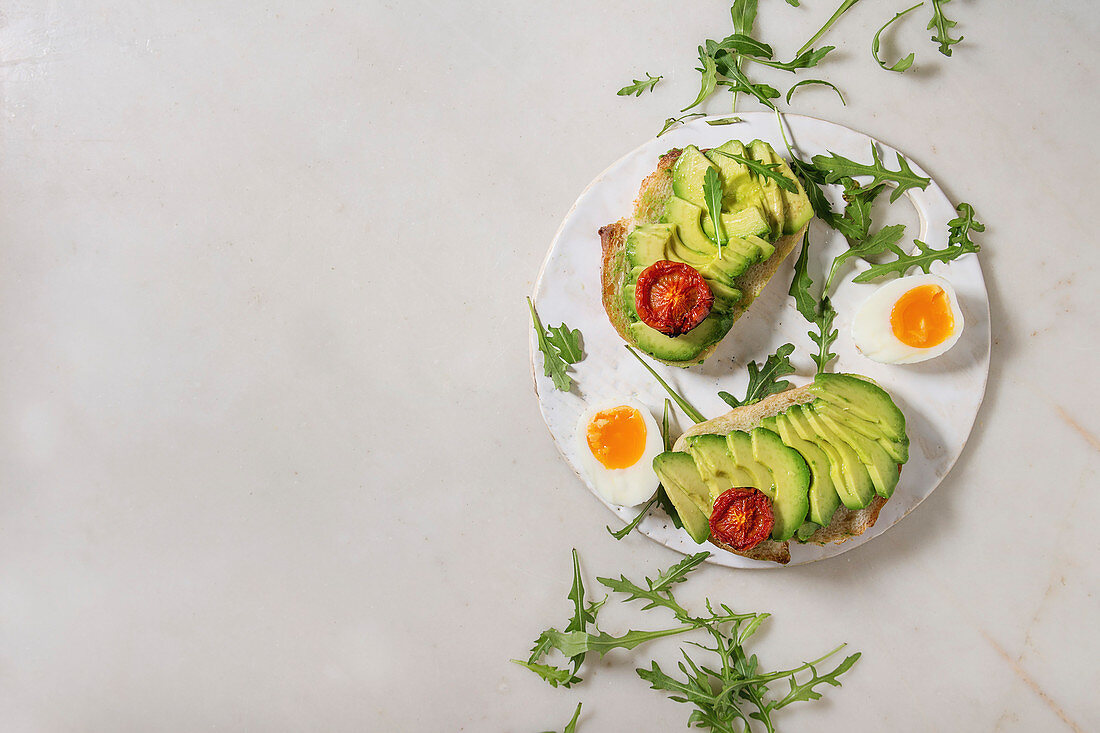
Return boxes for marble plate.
[530,113,989,568]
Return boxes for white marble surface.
[0,2,1097,731]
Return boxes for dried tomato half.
[635,260,713,336]
[709,487,774,550]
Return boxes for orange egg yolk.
[890,284,954,348]
[586,406,647,469]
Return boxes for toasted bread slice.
[600,148,809,367]
[673,384,891,565]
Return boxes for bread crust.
[600,148,808,367]
[674,383,894,564]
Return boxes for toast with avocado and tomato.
[600,140,813,366]
[653,373,909,564]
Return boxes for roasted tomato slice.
[709,487,774,550]
[635,260,714,336]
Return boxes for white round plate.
[530,113,989,568]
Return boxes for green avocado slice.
[652,452,712,544]
[785,406,876,510]
[765,414,841,527]
[671,145,718,208]
[808,373,907,443]
[811,401,909,464]
[810,412,900,499]
[685,433,758,498]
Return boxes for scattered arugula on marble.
[873,3,923,72]
[718,343,796,409]
[617,73,663,97]
[521,550,861,732]
[528,298,584,392]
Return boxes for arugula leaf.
[718,343,795,409]
[514,659,580,689]
[712,55,781,110]
[658,113,706,137]
[824,223,906,294]
[852,236,977,282]
[516,547,600,688]
[705,116,744,127]
[617,72,663,97]
[752,45,834,72]
[528,298,583,391]
[773,653,861,709]
[809,297,838,374]
[928,0,962,57]
[785,78,846,106]
[730,0,759,35]
[784,0,800,5]
[788,235,817,321]
[831,178,885,244]
[709,150,797,194]
[853,202,983,282]
[703,167,725,256]
[542,625,697,659]
[796,0,863,57]
[712,33,773,60]
[873,3,922,72]
[811,144,930,203]
[683,46,719,111]
[547,323,583,364]
[625,346,706,424]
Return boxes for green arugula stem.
[624,346,706,424]
[797,0,863,57]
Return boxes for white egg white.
[851,273,964,364]
[575,397,663,507]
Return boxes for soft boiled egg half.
[852,273,964,364]
[575,398,663,507]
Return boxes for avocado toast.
[653,374,908,564]
[599,140,813,366]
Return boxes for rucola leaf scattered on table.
[617,72,663,97]
[521,550,861,732]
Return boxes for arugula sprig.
[811,144,931,203]
[788,235,839,374]
[853,202,983,282]
[703,167,726,257]
[521,550,861,732]
[873,3,923,73]
[608,399,683,540]
[718,343,795,409]
[710,150,797,194]
[928,0,962,57]
[528,298,584,391]
[617,72,663,97]
[658,112,707,137]
[824,223,906,294]
[514,548,602,688]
